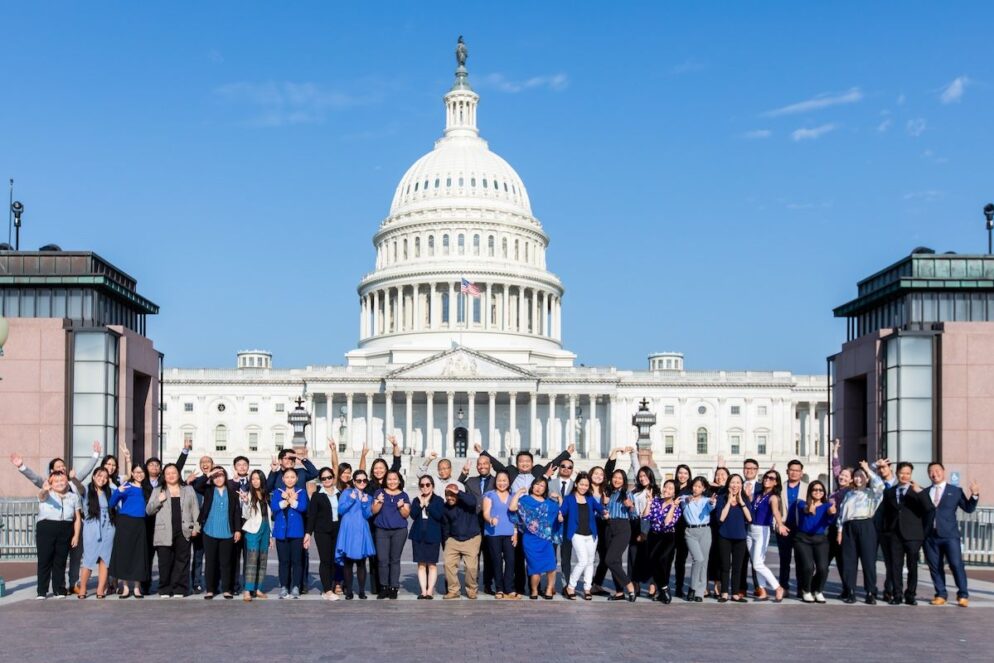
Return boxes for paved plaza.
[2,551,993,661]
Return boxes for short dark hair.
[516,451,534,462]
[277,449,294,460]
[928,461,944,471]
[47,458,66,473]
[233,456,250,466]
[691,476,711,492]
[896,462,914,473]
[787,459,803,470]
[743,458,759,468]
[145,457,161,467]
[318,466,335,480]
[384,470,405,490]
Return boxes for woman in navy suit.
[409,475,446,599]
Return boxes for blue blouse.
[203,488,233,539]
[796,501,836,536]
[483,490,515,536]
[605,491,634,520]
[109,483,146,518]
[717,496,750,540]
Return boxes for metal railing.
[1,499,39,560]
[2,499,992,564]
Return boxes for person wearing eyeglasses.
[793,480,836,603]
[749,470,788,602]
[109,465,150,599]
[836,460,885,604]
[304,467,340,601]
[335,470,376,599]
[409,475,446,599]
[35,471,82,599]
[546,459,574,594]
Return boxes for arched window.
[457,234,465,255]
[434,178,440,188]
[514,239,520,261]
[423,179,429,190]
[446,177,452,187]
[696,428,708,454]
[488,235,495,256]
[215,425,228,451]
[414,181,419,192]
[392,241,397,263]
[441,291,450,323]
[428,235,435,256]
[458,177,464,187]
[414,237,421,258]
[470,177,476,187]
[402,239,408,260]
[442,234,450,255]
[482,179,488,188]
[472,234,480,255]
[502,238,508,258]
[525,243,530,263]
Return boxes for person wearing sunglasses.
[409,475,446,598]
[793,480,836,603]
[748,470,787,602]
[305,467,341,601]
[837,460,886,604]
[335,470,376,599]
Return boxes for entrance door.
[453,427,468,458]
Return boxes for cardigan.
[146,485,200,545]
[197,485,243,537]
[560,494,606,540]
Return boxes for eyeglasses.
[560,465,573,470]
[320,476,334,481]
[353,478,368,484]
[811,488,825,493]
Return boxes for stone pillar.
[397,286,405,333]
[426,392,435,454]
[385,390,394,449]
[414,285,422,332]
[547,394,557,455]
[405,391,413,453]
[516,287,524,333]
[529,392,538,452]
[430,284,438,330]
[359,297,366,339]
[608,395,616,450]
[508,392,517,453]
[365,393,374,449]
[483,283,490,330]
[532,290,539,335]
[468,391,476,448]
[345,393,354,451]
[446,391,455,457]
[807,401,816,458]
[501,285,509,331]
[488,391,497,452]
[568,393,577,455]
[325,393,335,452]
[371,290,379,336]
[589,394,599,457]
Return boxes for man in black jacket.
[880,462,929,605]
[441,484,481,599]
[458,453,496,594]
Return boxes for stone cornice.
[357,266,565,294]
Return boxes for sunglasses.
[353,479,368,484]
[419,483,432,488]
[320,476,334,481]
[764,476,776,481]
[560,465,573,470]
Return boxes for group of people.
[12,437,981,606]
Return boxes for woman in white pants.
[748,470,787,602]
[558,473,605,600]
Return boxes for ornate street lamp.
[337,405,348,453]
[287,395,312,449]
[10,200,23,251]
[985,203,994,255]
[631,398,659,478]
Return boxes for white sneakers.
[814,592,827,603]
[322,591,340,601]
[802,592,816,603]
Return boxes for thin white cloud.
[903,190,944,202]
[940,76,969,104]
[669,59,706,75]
[791,123,837,141]
[479,73,569,93]
[741,129,772,139]
[922,149,949,164]
[763,87,862,117]
[906,118,927,137]
[214,81,368,127]
[877,117,892,132]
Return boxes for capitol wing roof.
[386,347,536,381]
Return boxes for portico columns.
[568,394,577,454]
[508,392,517,453]
[346,393,354,450]
[365,393,374,448]
[530,392,538,452]
[405,391,413,452]
[446,391,455,457]
[468,392,476,447]
[488,391,497,452]
[425,392,435,453]
[547,394,557,455]
[385,390,394,448]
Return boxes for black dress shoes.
[684,589,696,602]
[865,594,877,605]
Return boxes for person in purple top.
[749,470,787,602]
[643,479,682,604]
[371,470,410,599]
[716,474,752,603]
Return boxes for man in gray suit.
[547,458,575,595]
[459,452,496,594]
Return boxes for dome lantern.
[444,36,479,138]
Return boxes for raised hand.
[183,437,193,451]
[92,440,102,454]
[473,442,483,454]
[9,452,23,468]
[270,456,279,471]
[41,478,52,492]
[158,490,167,503]
[429,451,438,459]
[858,460,871,472]
[566,444,576,455]
[298,446,309,459]
[121,447,131,460]
[969,479,980,497]
[388,435,398,447]
[328,437,337,450]
[69,469,77,480]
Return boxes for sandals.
[495,592,504,600]
[564,589,577,601]
[77,592,88,600]
[529,593,539,600]
[583,591,592,601]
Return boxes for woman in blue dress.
[75,467,115,599]
[335,470,376,599]
[510,477,562,600]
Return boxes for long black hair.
[674,464,693,490]
[634,465,658,496]
[85,468,114,525]
[249,469,269,519]
[100,454,120,486]
[604,469,629,501]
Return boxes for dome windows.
[488,235,495,256]
[434,178,440,188]
[473,234,480,256]
[428,235,435,256]
[470,177,476,187]
[414,237,421,258]
[457,233,465,255]
[503,182,508,192]
[414,181,419,192]
[458,177,464,187]
[482,179,488,188]
[446,177,451,187]
[442,234,450,256]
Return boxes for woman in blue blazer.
[559,473,605,600]
[409,475,446,599]
[271,467,308,599]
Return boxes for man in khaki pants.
[441,482,481,599]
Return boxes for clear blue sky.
[2,2,992,374]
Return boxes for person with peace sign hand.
[334,470,376,599]
[371,470,410,599]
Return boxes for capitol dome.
[347,39,575,370]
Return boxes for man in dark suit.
[922,462,980,607]
[547,459,575,595]
[458,453,496,594]
[880,462,929,605]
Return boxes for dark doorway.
[453,427,468,458]
[133,372,151,466]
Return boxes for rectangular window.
[275,403,285,413]
[274,432,285,451]
[248,432,259,452]
[184,402,194,413]
[664,435,674,454]
[249,402,259,413]
[757,406,768,416]
[664,405,675,416]
[757,435,767,455]
[730,405,741,415]
[183,431,193,447]
[730,434,741,455]
[71,331,119,467]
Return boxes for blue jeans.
[275,538,303,591]
[924,535,969,599]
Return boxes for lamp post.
[337,406,348,453]
[10,200,23,251]
[984,203,994,255]
[287,395,312,451]
[631,398,659,478]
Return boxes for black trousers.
[777,530,796,591]
[828,523,843,587]
[486,535,515,594]
[592,519,609,586]
[156,534,191,596]
[674,520,688,591]
[36,520,73,597]
[481,527,495,590]
[888,534,922,599]
[555,536,573,588]
[604,519,632,591]
[203,534,235,594]
[300,547,310,591]
[275,538,303,590]
[314,524,340,593]
[68,537,83,588]
[342,557,367,595]
[647,530,677,591]
[718,536,747,597]
[513,540,527,594]
[878,530,896,596]
[707,521,721,583]
[368,521,382,591]
[190,533,207,591]
[374,527,407,588]
[141,515,156,594]
[842,519,878,597]
[794,532,829,594]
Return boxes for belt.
[687,523,709,529]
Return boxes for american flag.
[460,278,481,297]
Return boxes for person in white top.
[239,469,271,601]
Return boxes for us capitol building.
[162,40,829,479]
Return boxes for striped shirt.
[837,470,884,525]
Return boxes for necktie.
[561,480,567,495]
[932,486,941,506]
[898,487,905,505]
[481,478,486,494]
